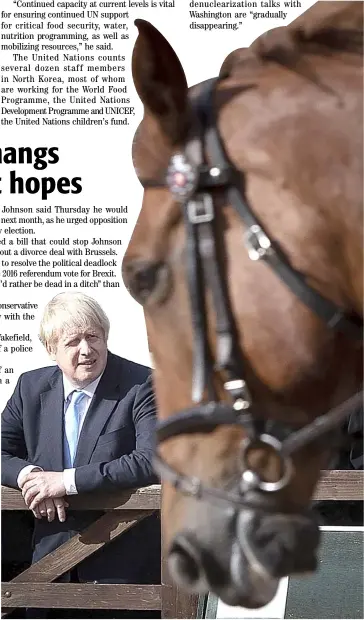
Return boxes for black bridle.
[139,77,363,506]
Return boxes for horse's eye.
[122,259,172,306]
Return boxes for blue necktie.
[63,390,86,468]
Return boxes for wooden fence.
[1,470,363,618]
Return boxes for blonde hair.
[39,292,110,352]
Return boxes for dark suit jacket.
[1,351,160,583]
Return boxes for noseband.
[139,77,363,507]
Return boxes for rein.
[139,77,363,503]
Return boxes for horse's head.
[123,10,363,608]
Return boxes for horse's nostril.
[168,534,207,592]
[122,259,171,305]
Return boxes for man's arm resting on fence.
[1,375,38,488]
[2,376,69,521]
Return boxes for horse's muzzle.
[237,508,321,578]
[167,505,320,608]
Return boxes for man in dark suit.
[1,292,160,616]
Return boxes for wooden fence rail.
[1,471,363,618]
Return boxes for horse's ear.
[132,20,188,143]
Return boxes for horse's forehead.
[133,87,245,177]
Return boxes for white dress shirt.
[17,372,103,495]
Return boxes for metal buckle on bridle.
[240,434,294,493]
[244,225,272,261]
[224,378,251,411]
[175,475,203,498]
[187,194,214,224]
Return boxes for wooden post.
[161,530,199,619]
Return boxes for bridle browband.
[139,77,363,505]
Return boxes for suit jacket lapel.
[39,369,64,471]
[73,353,120,466]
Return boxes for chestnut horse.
[123,1,363,608]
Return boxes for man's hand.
[20,471,66,511]
[33,497,69,522]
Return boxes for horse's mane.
[220,1,363,78]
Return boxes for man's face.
[51,324,108,387]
